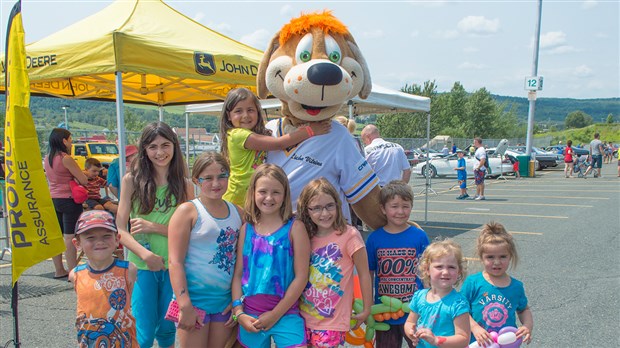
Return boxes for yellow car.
[71,142,119,170]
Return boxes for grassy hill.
[535,123,620,144]
[492,95,619,126]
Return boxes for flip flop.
[53,274,69,279]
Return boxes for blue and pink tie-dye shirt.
[241,218,298,315]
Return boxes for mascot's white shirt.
[266,120,379,222]
[364,138,410,186]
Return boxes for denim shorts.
[591,154,603,168]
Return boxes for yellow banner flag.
[5,1,65,286]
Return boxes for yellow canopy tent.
[0,0,262,176]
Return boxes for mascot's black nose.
[307,62,342,86]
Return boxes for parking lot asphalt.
[1,164,618,347]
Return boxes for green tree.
[463,87,496,138]
[493,102,522,138]
[565,110,593,129]
[606,113,615,124]
[376,81,438,138]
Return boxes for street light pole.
[525,0,543,156]
[61,105,70,130]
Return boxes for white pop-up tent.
[185,84,435,222]
[185,83,430,116]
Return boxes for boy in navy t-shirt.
[454,150,469,199]
[366,181,430,348]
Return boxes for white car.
[413,153,514,178]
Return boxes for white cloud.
[539,31,567,49]
[240,29,272,50]
[582,0,598,10]
[410,30,420,38]
[573,64,593,77]
[463,46,479,53]
[363,29,384,39]
[458,62,484,70]
[457,16,500,35]
[206,21,233,36]
[192,12,205,23]
[546,46,578,55]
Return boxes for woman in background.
[44,128,89,278]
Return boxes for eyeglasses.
[307,202,337,214]
[197,172,229,184]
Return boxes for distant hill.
[0,95,219,132]
[491,95,619,125]
[1,94,618,130]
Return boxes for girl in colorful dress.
[404,239,470,348]
[297,178,373,347]
[461,222,533,347]
[231,163,310,347]
[116,121,194,348]
[219,87,329,206]
[168,152,243,347]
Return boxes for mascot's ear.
[346,34,372,99]
[257,32,281,99]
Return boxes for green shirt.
[127,185,177,270]
[223,128,265,206]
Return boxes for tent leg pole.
[115,73,129,261]
[424,112,430,224]
[348,101,353,120]
[159,107,164,122]
[115,73,127,180]
[185,112,190,170]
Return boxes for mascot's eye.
[299,51,311,63]
[324,35,342,64]
[296,33,313,63]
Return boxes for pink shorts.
[305,328,346,348]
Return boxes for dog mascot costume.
[257,11,386,230]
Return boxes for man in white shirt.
[360,124,411,186]
[473,137,487,200]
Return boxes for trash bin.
[529,153,536,178]
[516,155,530,177]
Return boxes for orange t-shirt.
[74,259,138,348]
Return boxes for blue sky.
[1,0,618,99]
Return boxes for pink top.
[44,153,73,198]
[300,225,366,331]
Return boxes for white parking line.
[414,209,568,219]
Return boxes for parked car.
[71,142,119,170]
[507,146,559,170]
[544,145,589,157]
[404,150,419,167]
[415,147,444,159]
[412,152,514,178]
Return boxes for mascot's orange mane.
[279,11,350,46]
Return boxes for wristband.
[232,296,245,308]
[232,311,247,322]
[304,125,314,137]
[436,336,447,346]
